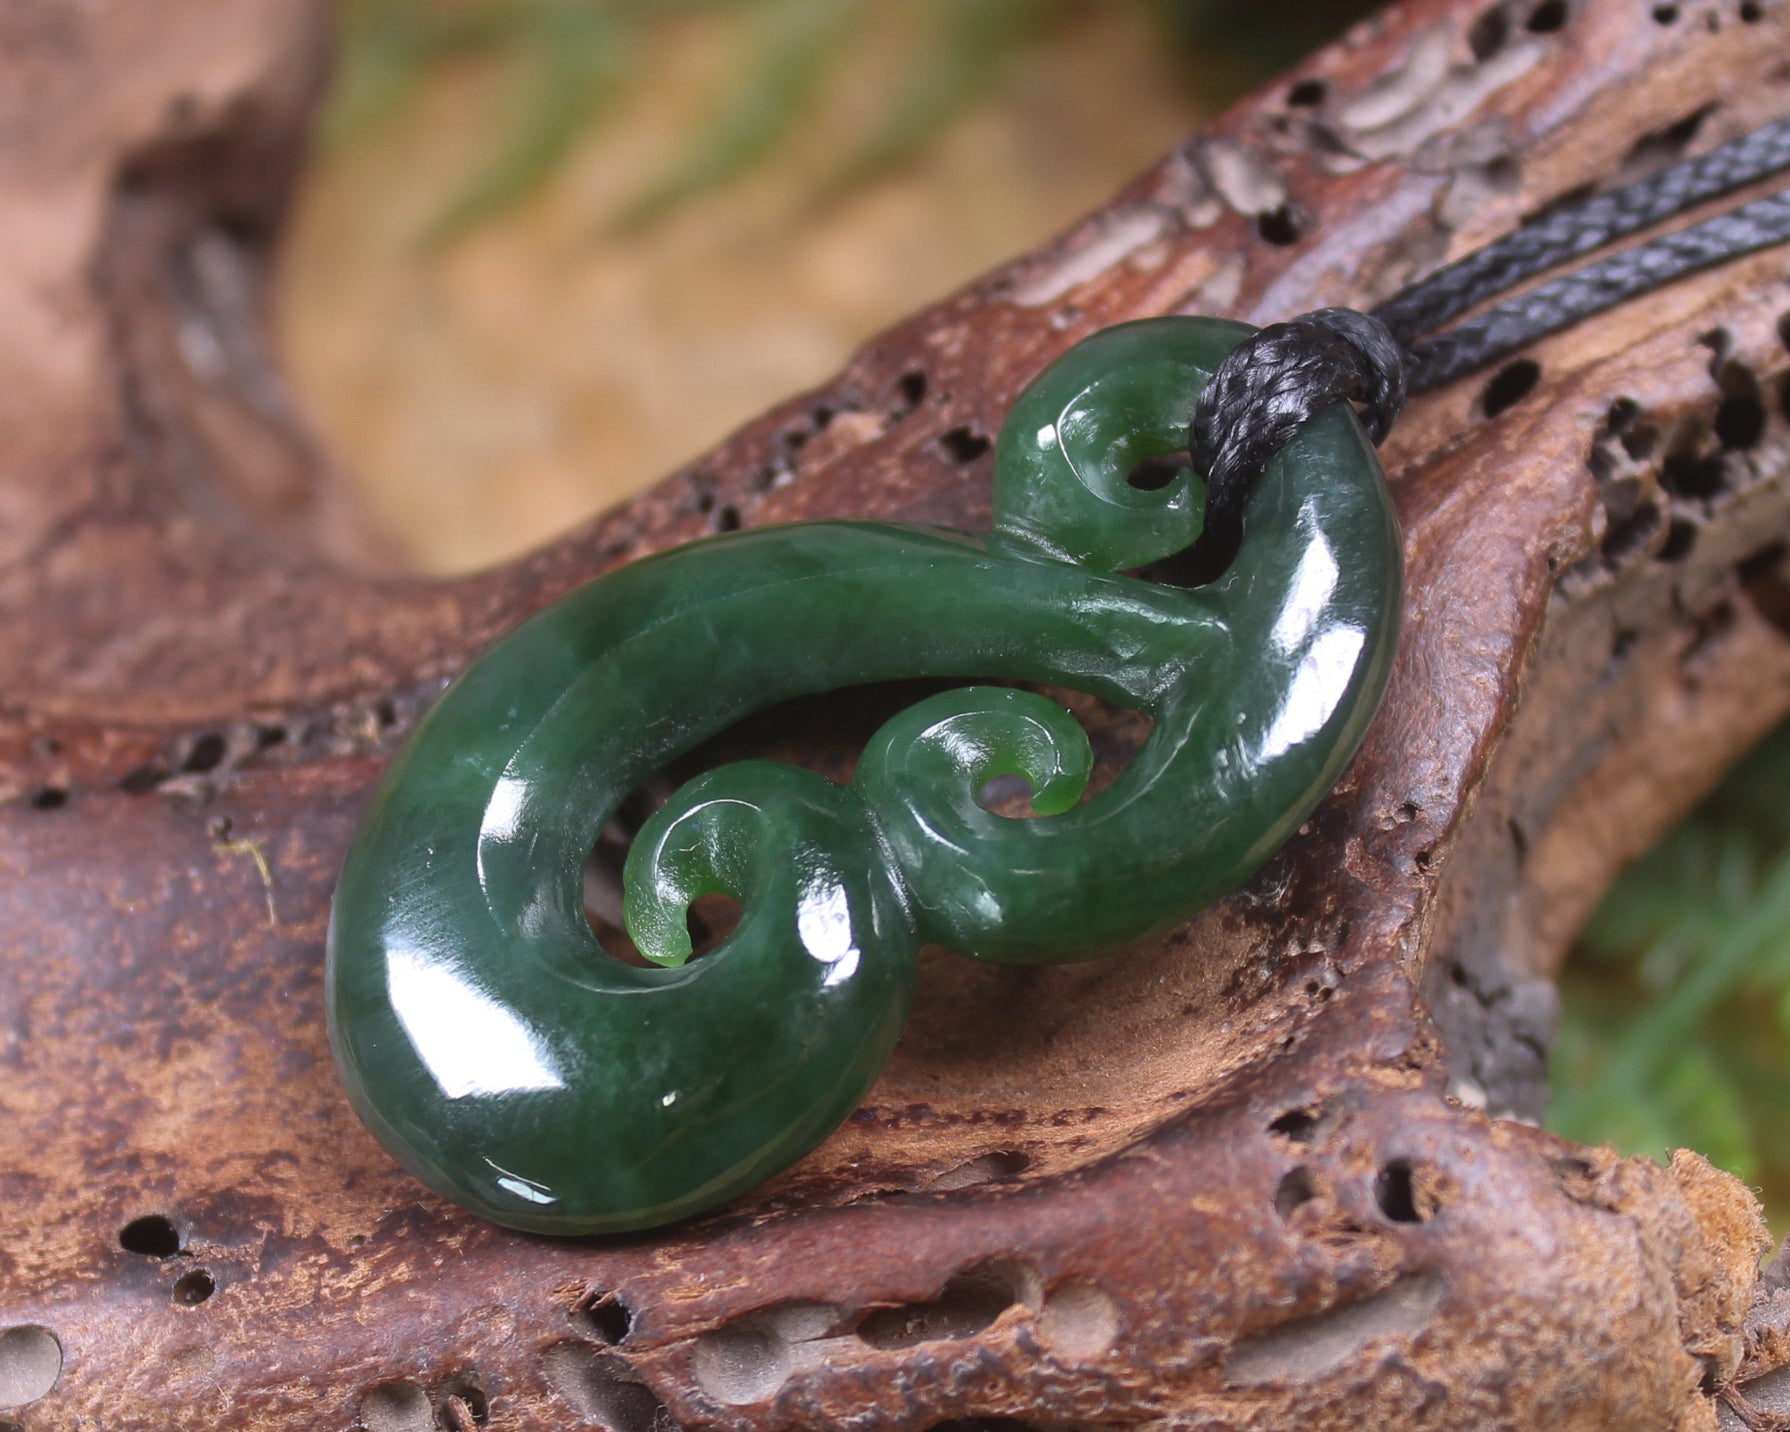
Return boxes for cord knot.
[1188,307,1408,560]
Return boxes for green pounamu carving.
[327,317,1403,1234]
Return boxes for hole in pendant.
[685,894,743,957]
[1286,78,1327,107]
[583,681,1145,966]
[584,779,743,968]
[1127,449,1193,492]
[585,791,741,971]
[580,684,981,965]
[585,783,673,967]
[1134,529,1235,590]
[977,772,1037,817]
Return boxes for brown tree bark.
[4,1,1790,1428]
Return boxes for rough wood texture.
[5,1,1790,1428]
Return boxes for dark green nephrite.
[326,317,1403,1234]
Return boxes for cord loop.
[1188,307,1406,554]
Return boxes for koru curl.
[326,316,1403,1234]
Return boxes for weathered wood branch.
[4,1,1790,1428]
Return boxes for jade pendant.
[326,317,1403,1234]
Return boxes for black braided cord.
[1188,309,1406,554]
[1184,116,1790,563]
[1375,117,1790,343]
[1405,188,1790,392]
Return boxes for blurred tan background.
[279,2,1285,572]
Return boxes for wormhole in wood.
[856,1259,1039,1350]
[575,1292,634,1346]
[0,1327,61,1409]
[118,1215,181,1258]
[1481,359,1541,419]
[172,1269,215,1307]
[1276,1166,1322,1219]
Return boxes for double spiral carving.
[327,317,1402,1234]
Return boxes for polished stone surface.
[327,317,1403,1233]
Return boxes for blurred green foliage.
[328,0,1377,245]
[1551,722,1790,1230]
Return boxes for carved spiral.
[327,317,1403,1233]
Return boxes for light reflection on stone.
[388,947,565,1100]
